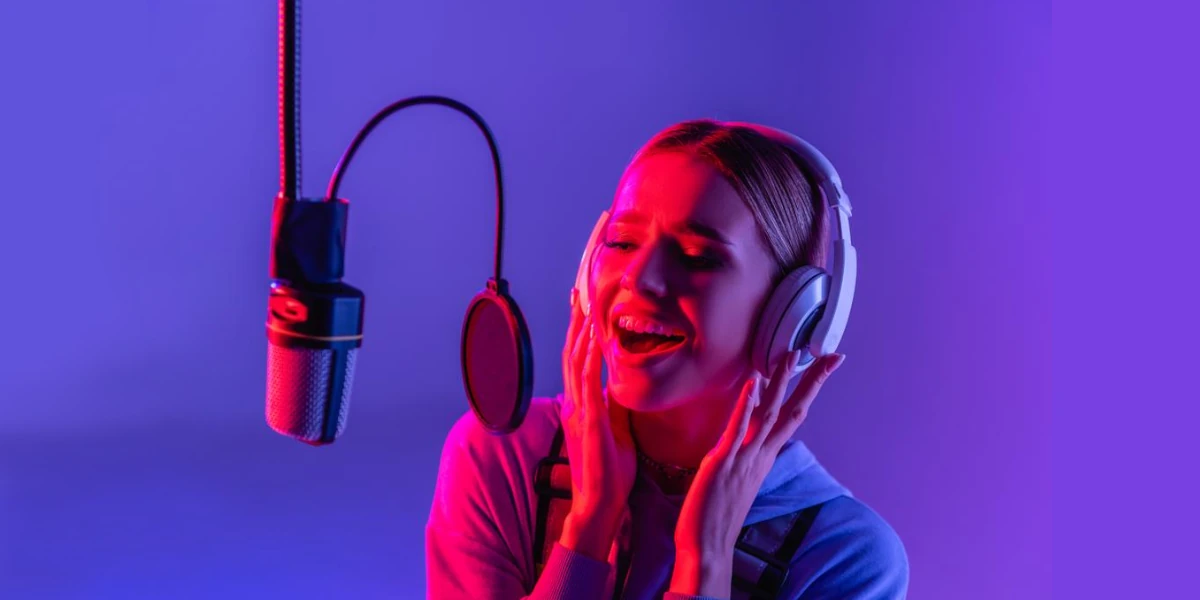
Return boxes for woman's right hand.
[558,289,638,561]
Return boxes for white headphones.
[574,122,857,377]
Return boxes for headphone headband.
[721,121,852,218]
[722,121,858,357]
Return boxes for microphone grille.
[266,344,358,444]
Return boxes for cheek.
[689,282,770,359]
[589,260,623,323]
[692,309,750,358]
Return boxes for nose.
[620,243,669,299]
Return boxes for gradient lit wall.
[0,1,1050,598]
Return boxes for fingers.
[572,310,593,381]
[581,319,603,423]
[763,353,845,452]
[744,350,803,453]
[565,289,583,355]
[567,293,595,411]
[563,289,584,406]
[715,376,761,459]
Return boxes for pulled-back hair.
[619,119,830,283]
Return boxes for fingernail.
[570,288,577,307]
[830,353,846,372]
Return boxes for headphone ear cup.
[574,210,610,317]
[751,266,831,376]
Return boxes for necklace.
[636,450,700,480]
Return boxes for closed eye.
[603,239,635,251]
[682,253,722,270]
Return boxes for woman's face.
[590,151,778,413]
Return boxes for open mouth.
[613,315,687,355]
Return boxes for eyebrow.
[683,219,734,246]
[610,211,734,246]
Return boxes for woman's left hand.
[669,350,846,597]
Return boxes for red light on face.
[269,295,309,322]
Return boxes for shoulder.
[425,396,568,593]
[432,394,566,510]
[789,496,909,598]
[438,393,565,471]
[809,495,908,564]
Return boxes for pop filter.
[461,278,534,434]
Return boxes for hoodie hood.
[743,438,852,525]
[640,438,851,526]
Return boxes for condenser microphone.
[265,194,364,446]
[264,0,363,446]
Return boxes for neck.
[629,391,738,472]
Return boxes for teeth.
[616,315,683,337]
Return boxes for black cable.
[325,95,507,283]
[279,0,301,200]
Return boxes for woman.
[426,120,908,599]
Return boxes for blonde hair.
[620,119,830,282]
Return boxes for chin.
[606,370,696,414]
[607,360,751,419]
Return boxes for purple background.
[0,1,1051,598]
[1051,1,1199,599]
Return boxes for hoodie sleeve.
[787,496,910,599]
[425,410,614,600]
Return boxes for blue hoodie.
[425,395,909,599]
